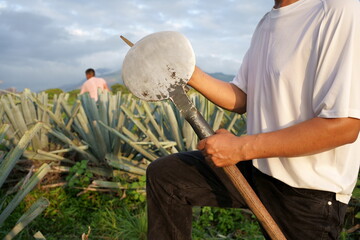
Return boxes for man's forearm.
[199,117,359,167]
[188,67,247,114]
[244,117,360,160]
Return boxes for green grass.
[0,186,265,240]
[1,181,359,239]
[0,187,147,240]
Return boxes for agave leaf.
[23,89,38,122]
[23,151,62,161]
[123,127,139,143]
[3,197,50,240]
[212,107,224,131]
[74,106,94,141]
[121,106,170,156]
[0,124,9,143]
[182,121,197,150]
[1,98,21,140]
[99,121,157,161]
[79,93,100,122]
[91,120,107,160]
[33,231,47,240]
[29,94,73,138]
[87,166,113,178]
[226,113,240,132]
[36,149,76,164]
[44,125,99,164]
[74,103,102,157]
[98,92,111,151]
[120,106,148,134]
[0,163,50,226]
[142,102,166,141]
[53,93,64,118]
[64,100,81,130]
[20,94,42,150]
[106,154,146,176]
[0,122,43,188]
[0,165,34,211]
[163,102,185,151]
[91,180,126,189]
[7,96,28,137]
[48,145,88,154]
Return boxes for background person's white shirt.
[80,77,108,101]
[231,0,360,203]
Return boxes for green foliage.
[0,187,147,240]
[124,175,146,204]
[110,83,129,94]
[95,204,147,240]
[67,89,80,105]
[66,160,93,188]
[43,88,63,100]
[192,207,264,240]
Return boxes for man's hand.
[197,129,250,167]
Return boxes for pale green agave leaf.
[33,231,47,240]
[0,122,43,189]
[0,163,51,226]
[3,197,50,240]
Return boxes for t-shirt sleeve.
[313,0,360,119]
[230,50,249,94]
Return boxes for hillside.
[60,70,235,92]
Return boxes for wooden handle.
[120,35,134,47]
[223,165,286,240]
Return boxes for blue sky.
[0,0,273,91]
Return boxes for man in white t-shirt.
[80,68,110,101]
[146,0,360,239]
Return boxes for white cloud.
[0,0,273,91]
[0,1,7,9]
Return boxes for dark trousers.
[146,151,347,240]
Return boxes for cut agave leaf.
[3,197,50,240]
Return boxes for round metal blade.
[122,31,195,101]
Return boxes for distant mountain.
[58,70,234,91]
[60,81,83,92]
[208,72,235,82]
[59,70,122,92]
[100,70,122,85]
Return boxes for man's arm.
[100,79,111,91]
[198,117,360,167]
[104,82,110,91]
[188,67,247,114]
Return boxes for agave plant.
[0,89,247,195]
[60,90,243,178]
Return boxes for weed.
[66,160,93,188]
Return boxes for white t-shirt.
[231,0,360,203]
[80,77,108,101]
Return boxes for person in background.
[80,68,110,101]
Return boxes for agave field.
[0,89,358,239]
